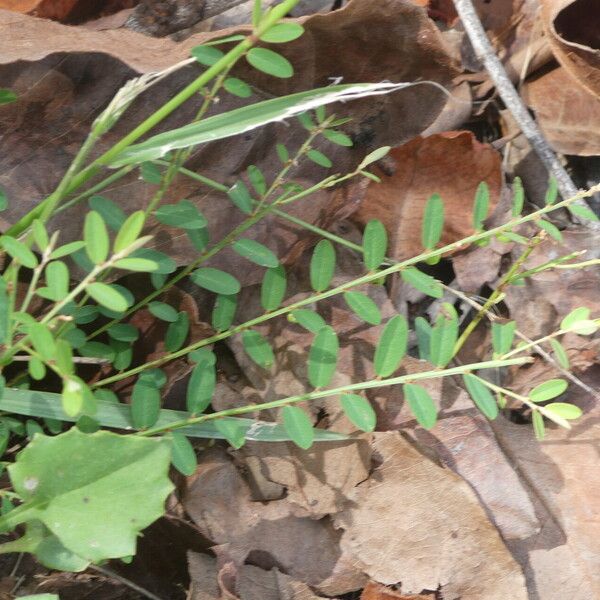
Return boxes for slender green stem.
[138,356,531,436]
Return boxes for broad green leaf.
[247,47,293,78]
[212,294,237,331]
[429,304,458,367]
[472,182,489,231]
[307,149,332,168]
[289,309,326,333]
[550,338,570,369]
[114,257,160,272]
[310,239,335,292]
[107,323,139,343]
[28,323,56,362]
[529,379,568,402]
[282,406,314,449]
[89,196,126,232]
[83,211,109,264]
[191,45,224,66]
[223,77,252,98]
[532,410,545,440]
[340,394,376,432]
[242,330,275,368]
[148,301,178,322]
[61,377,90,418]
[169,432,197,476]
[261,265,287,311]
[37,260,69,301]
[0,89,17,104]
[154,200,207,230]
[260,22,304,43]
[512,176,524,217]
[544,402,582,420]
[536,219,562,242]
[214,419,246,449]
[227,181,253,214]
[414,316,431,361]
[358,146,390,169]
[86,283,130,312]
[165,311,189,352]
[560,306,590,330]
[308,326,338,388]
[421,193,444,250]
[131,377,161,429]
[187,227,209,252]
[110,83,405,166]
[33,530,90,572]
[323,129,353,147]
[247,164,267,196]
[491,321,516,356]
[1,236,38,268]
[401,267,443,298]
[187,357,216,414]
[362,219,387,271]
[232,238,278,267]
[545,177,558,205]
[140,161,162,184]
[463,374,498,420]
[7,429,173,562]
[343,291,381,325]
[403,383,437,429]
[374,315,408,377]
[568,204,599,221]
[191,267,241,295]
[113,211,146,253]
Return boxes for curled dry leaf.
[334,432,529,599]
[352,131,503,260]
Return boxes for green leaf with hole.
[154,200,206,230]
[242,330,274,369]
[260,22,304,43]
[310,239,335,292]
[223,77,252,98]
[429,304,458,367]
[343,291,381,325]
[421,193,444,250]
[308,326,338,388]
[247,47,293,78]
[363,219,387,271]
[1,236,38,269]
[472,182,489,231]
[212,294,237,331]
[186,354,216,414]
[261,265,286,311]
[401,267,443,298]
[307,149,332,168]
[227,181,253,214]
[7,428,173,562]
[165,311,189,352]
[340,394,376,432]
[85,283,130,312]
[529,379,568,402]
[282,406,314,449]
[232,239,278,267]
[191,268,241,295]
[374,315,407,377]
[289,309,326,333]
[169,432,197,476]
[491,321,516,356]
[83,211,109,264]
[543,402,581,420]
[403,383,437,429]
[463,374,498,420]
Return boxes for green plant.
[0,0,598,573]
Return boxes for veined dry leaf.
[540,0,600,98]
[334,432,528,599]
[353,131,503,260]
[525,66,600,155]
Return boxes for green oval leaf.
[532,410,545,440]
[113,257,160,272]
[186,355,216,414]
[242,330,275,369]
[543,402,582,420]
[340,394,376,432]
[170,432,197,476]
[491,321,516,356]
[289,309,326,333]
[214,419,246,449]
[191,45,225,66]
[343,291,381,325]
[261,265,287,311]
[223,77,252,98]
[165,311,189,352]
[89,196,126,232]
[1,236,38,269]
[148,301,179,323]
[512,177,524,217]
[401,267,443,298]
[232,238,278,267]
[560,306,590,330]
[536,218,562,242]
[85,283,130,312]
[323,129,353,147]
[429,304,459,367]
[545,177,558,205]
[0,89,17,104]
[28,323,56,362]
[308,326,339,388]
[130,378,161,429]
[227,181,253,214]
[472,182,489,231]
[114,210,145,253]
[247,164,267,196]
[403,383,437,430]
[363,219,387,271]
[282,406,314,449]
[260,22,304,43]
[107,323,139,343]
[212,294,237,332]
[463,374,498,420]
[191,267,241,295]
[549,338,570,369]
[307,149,332,168]
[130,248,176,274]
[529,379,568,403]
[374,315,408,377]
[84,210,109,264]
[154,200,207,230]
[247,47,293,78]
[421,193,444,250]
[568,204,599,221]
[358,146,390,169]
[310,239,335,292]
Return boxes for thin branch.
[89,564,165,600]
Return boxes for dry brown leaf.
[333,432,528,599]
[540,0,600,98]
[525,66,600,155]
[352,131,503,260]
[361,581,432,600]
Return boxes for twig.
[89,564,165,600]
[452,0,598,226]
